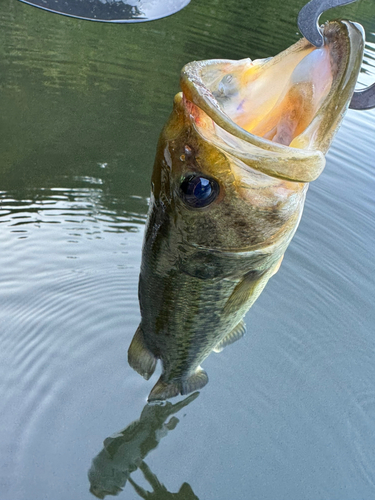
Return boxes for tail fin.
[148,378,180,402]
[128,325,157,380]
[148,367,208,402]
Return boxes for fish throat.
[221,45,333,147]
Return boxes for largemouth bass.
[128,20,364,401]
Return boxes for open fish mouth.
[180,20,364,183]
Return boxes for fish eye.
[179,174,219,208]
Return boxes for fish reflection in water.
[128,461,198,500]
[128,20,364,401]
[88,392,199,498]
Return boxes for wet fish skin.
[129,96,307,400]
[128,20,364,401]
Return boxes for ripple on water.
[347,391,375,489]
[0,186,145,496]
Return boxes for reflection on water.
[128,462,199,500]
[89,393,199,498]
[0,189,147,233]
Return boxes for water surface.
[1,0,375,499]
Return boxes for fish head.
[149,20,364,258]
[151,94,307,257]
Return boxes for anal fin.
[128,325,157,380]
[148,367,208,402]
[213,319,246,353]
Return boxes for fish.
[128,20,364,401]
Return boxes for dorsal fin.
[213,319,246,353]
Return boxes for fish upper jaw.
[180,20,364,182]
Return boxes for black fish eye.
[179,174,219,208]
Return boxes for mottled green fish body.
[128,21,364,400]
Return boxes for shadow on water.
[88,393,199,499]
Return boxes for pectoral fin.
[148,368,208,402]
[271,255,283,276]
[128,325,157,380]
[224,257,284,315]
[223,270,268,315]
[213,319,246,353]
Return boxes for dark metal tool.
[17,0,191,23]
[298,0,375,110]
